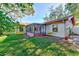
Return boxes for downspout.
[33,25,35,37]
[26,26,28,36]
[45,24,46,35]
[26,26,27,36]
[40,25,41,34]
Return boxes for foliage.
[0,3,34,35]
[44,4,69,21]
[76,23,79,26]
[49,4,64,19]
[65,3,79,18]
[0,3,35,19]
[0,11,15,35]
[44,3,79,21]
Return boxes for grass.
[0,34,79,56]
[0,36,7,42]
[28,37,53,48]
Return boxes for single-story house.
[73,20,79,35]
[14,22,30,34]
[3,22,30,35]
[73,26,79,35]
[25,16,75,40]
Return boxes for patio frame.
[26,23,47,37]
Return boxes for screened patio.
[26,23,46,37]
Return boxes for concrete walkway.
[70,35,79,45]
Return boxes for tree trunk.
[0,31,3,36]
[0,29,3,36]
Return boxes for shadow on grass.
[2,34,24,43]
[0,34,28,56]
[28,37,53,48]
[0,34,79,56]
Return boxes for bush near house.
[0,34,79,56]
[3,32,24,35]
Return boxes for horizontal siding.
[46,24,65,37]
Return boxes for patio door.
[40,25,46,34]
[34,25,42,34]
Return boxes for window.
[34,25,40,33]
[34,26,39,32]
[26,26,32,32]
[52,24,58,32]
[34,27,37,31]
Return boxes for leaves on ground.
[0,34,79,56]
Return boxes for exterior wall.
[15,26,26,34]
[27,32,34,37]
[15,28,20,33]
[23,26,26,33]
[73,26,79,34]
[46,24,65,37]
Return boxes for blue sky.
[19,3,60,23]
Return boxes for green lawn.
[0,34,79,56]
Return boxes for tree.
[0,3,35,19]
[0,11,15,35]
[65,3,79,19]
[44,4,69,21]
[0,3,35,35]
[49,4,68,19]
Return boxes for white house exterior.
[15,23,29,34]
[72,21,79,35]
[73,26,79,35]
[45,16,75,38]
[46,24,65,37]
[25,16,75,40]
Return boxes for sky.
[19,3,61,23]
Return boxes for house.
[73,26,79,35]
[26,23,46,37]
[3,22,30,35]
[25,16,75,40]
[73,20,79,35]
[15,22,30,34]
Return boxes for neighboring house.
[15,22,29,34]
[73,26,79,35]
[25,16,75,40]
[3,22,29,35]
[73,21,79,35]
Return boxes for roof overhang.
[45,21,64,25]
[44,16,75,26]
[20,23,30,26]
